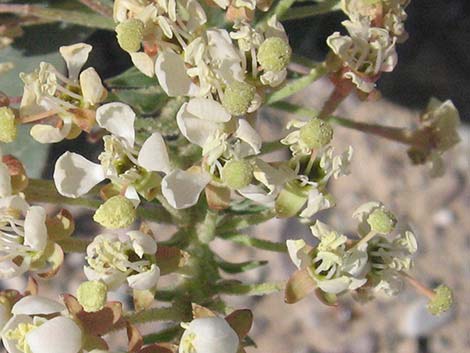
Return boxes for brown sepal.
[284,268,316,304]
[127,322,144,353]
[225,309,253,340]
[139,343,177,353]
[156,245,190,275]
[205,183,231,210]
[192,303,217,319]
[70,108,96,133]
[46,208,75,240]
[24,276,39,296]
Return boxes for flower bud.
[257,37,291,72]
[77,280,108,312]
[93,195,136,229]
[366,208,396,234]
[427,284,453,315]
[116,19,144,53]
[221,160,253,189]
[299,118,333,149]
[222,81,256,116]
[0,107,17,143]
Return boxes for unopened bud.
[116,19,144,53]
[367,208,396,234]
[222,81,256,116]
[427,284,453,315]
[257,37,291,72]
[299,118,333,149]
[77,280,107,312]
[93,195,136,229]
[222,160,253,189]
[0,107,17,143]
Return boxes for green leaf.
[217,209,277,232]
[106,67,159,89]
[217,258,268,274]
[110,86,169,116]
[228,199,271,215]
[217,233,287,252]
[143,325,182,345]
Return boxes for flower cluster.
[328,0,410,93]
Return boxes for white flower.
[179,317,239,353]
[287,221,368,294]
[327,20,397,92]
[0,195,48,279]
[84,231,159,291]
[1,296,82,353]
[19,43,106,144]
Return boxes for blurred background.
[0,1,469,353]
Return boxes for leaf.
[105,67,159,89]
[110,86,169,116]
[284,268,316,304]
[225,309,253,339]
[217,258,268,274]
[143,326,182,345]
[217,233,287,253]
[156,245,190,275]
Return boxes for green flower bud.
[257,37,291,72]
[299,118,333,149]
[77,280,108,312]
[93,195,136,229]
[427,284,453,315]
[0,107,17,143]
[222,160,253,190]
[367,208,396,234]
[116,19,144,53]
[222,81,256,116]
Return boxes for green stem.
[56,237,91,253]
[197,210,219,243]
[78,0,113,17]
[216,280,285,296]
[126,306,185,325]
[24,179,174,224]
[217,209,277,232]
[271,101,420,147]
[281,0,341,21]
[266,63,329,105]
[0,4,115,30]
[217,233,287,252]
[258,0,296,26]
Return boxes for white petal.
[234,119,261,155]
[0,162,12,198]
[286,239,307,269]
[59,43,92,81]
[54,152,105,198]
[137,132,171,174]
[176,102,220,148]
[26,317,82,353]
[130,52,155,77]
[96,102,136,148]
[155,51,198,96]
[127,264,160,290]
[24,206,47,251]
[186,98,231,123]
[182,317,239,353]
[237,185,275,207]
[12,296,65,316]
[127,230,157,257]
[0,257,31,280]
[317,277,352,294]
[30,117,73,144]
[161,169,210,209]
[79,67,106,105]
[0,195,29,213]
[2,315,33,353]
[124,186,141,207]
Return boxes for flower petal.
[96,102,136,148]
[12,296,65,316]
[137,132,171,174]
[30,117,73,144]
[155,51,198,96]
[54,152,105,198]
[24,206,47,251]
[59,43,92,81]
[186,98,231,122]
[176,102,220,148]
[161,169,210,209]
[130,52,155,77]
[127,230,157,257]
[234,119,261,155]
[26,316,82,353]
[127,264,160,290]
[79,67,106,106]
[2,315,33,353]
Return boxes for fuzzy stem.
[126,306,185,325]
[216,281,285,296]
[217,209,277,232]
[318,80,355,119]
[197,210,219,243]
[281,0,341,21]
[78,0,113,18]
[271,101,421,147]
[217,233,287,252]
[400,271,435,299]
[266,63,329,105]
[0,4,115,30]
